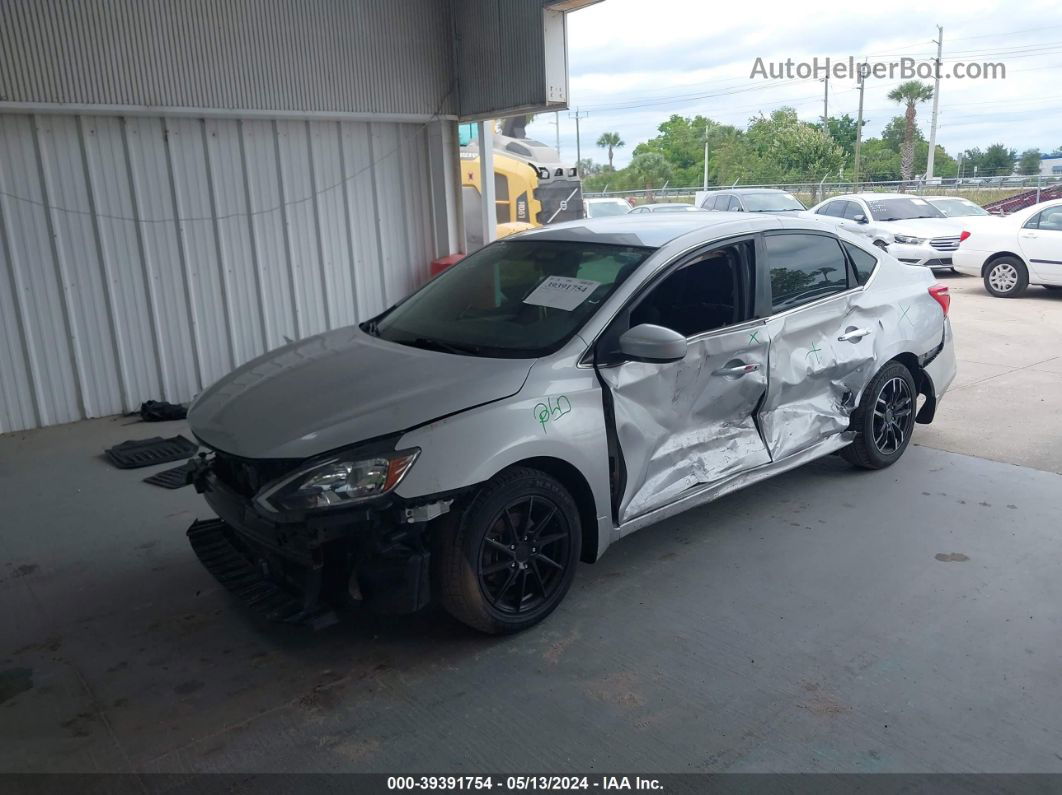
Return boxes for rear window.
[843,242,878,285]
[765,233,850,312]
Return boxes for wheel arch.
[500,456,600,564]
[889,351,937,424]
[981,250,1025,276]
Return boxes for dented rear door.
[758,231,883,460]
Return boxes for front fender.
[394,369,614,559]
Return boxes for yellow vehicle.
[460,121,583,250]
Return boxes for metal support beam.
[478,120,496,246]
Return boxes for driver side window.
[629,240,755,338]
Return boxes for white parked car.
[924,196,992,219]
[583,197,632,219]
[953,199,1062,297]
[186,214,956,634]
[809,193,965,272]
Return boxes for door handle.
[712,362,760,377]
[838,327,872,342]
[1022,232,1038,238]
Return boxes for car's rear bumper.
[924,318,958,402]
[953,248,988,277]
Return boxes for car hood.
[188,327,534,459]
[875,217,966,237]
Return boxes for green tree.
[1018,148,1041,176]
[886,81,934,180]
[881,116,926,153]
[596,131,625,169]
[628,152,672,200]
[821,114,867,159]
[980,143,1017,177]
[856,139,901,181]
[744,108,844,182]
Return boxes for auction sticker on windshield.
[523,276,600,311]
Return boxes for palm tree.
[596,132,625,169]
[629,152,671,202]
[887,80,933,181]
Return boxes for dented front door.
[598,321,773,523]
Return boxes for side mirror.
[853,214,868,224]
[618,324,688,363]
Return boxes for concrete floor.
[919,274,1062,474]
[2,413,1062,774]
[3,273,1062,775]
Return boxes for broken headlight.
[255,448,419,513]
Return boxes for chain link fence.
[585,175,1062,208]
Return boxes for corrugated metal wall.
[454,0,552,119]
[0,0,456,117]
[0,112,446,432]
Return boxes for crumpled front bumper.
[187,460,435,625]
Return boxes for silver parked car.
[809,193,965,272]
[186,214,957,634]
[700,188,806,213]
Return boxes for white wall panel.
[0,112,456,432]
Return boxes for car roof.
[643,203,695,208]
[514,212,837,248]
[825,193,920,201]
[704,188,793,195]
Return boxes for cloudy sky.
[525,0,1062,173]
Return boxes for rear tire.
[842,361,918,470]
[983,256,1028,298]
[434,467,581,634]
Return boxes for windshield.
[368,240,652,358]
[586,200,631,218]
[651,204,701,212]
[867,197,945,221]
[929,198,990,217]
[742,193,806,212]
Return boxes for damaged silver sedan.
[186,213,956,634]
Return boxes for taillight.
[929,284,950,316]
[959,230,971,243]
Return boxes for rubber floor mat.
[106,435,198,469]
[143,461,195,489]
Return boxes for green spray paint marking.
[748,330,761,344]
[533,395,572,434]
[806,342,823,364]
[899,304,913,326]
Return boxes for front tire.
[983,256,1028,298]
[434,467,581,634]
[842,361,917,470]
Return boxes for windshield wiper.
[361,319,380,337]
[408,337,481,356]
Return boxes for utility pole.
[820,75,829,127]
[926,25,943,181]
[703,126,710,190]
[854,60,867,186]
[553,111,561,156]
[569,108,589,176]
